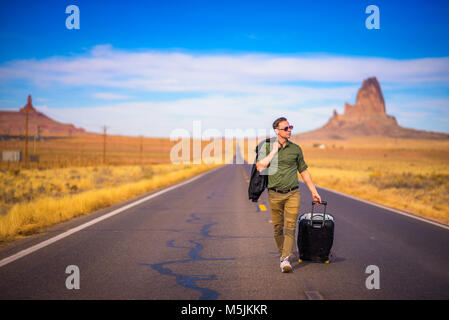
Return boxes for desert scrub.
[304,160,449,225]
[0,164,189,212]
[369,172,449,190]
[0,163,222,242]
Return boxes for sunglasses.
[278,125,293,131]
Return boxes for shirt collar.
[277,138,290,148]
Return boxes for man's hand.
[256,141,280,172]
[312,191,322,204]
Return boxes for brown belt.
[268,185,299,194]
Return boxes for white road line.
[0,165,225,268]
[313,183,449,231]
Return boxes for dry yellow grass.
[242,137,449,225]
[0,162,222,243]
[0,163,201,215]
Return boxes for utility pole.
[103,126,107,165]
[22,95,34,165]
[140,135,143,164]
[35,126,41,154]
[24,106,29,165]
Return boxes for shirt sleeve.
[297,147,308,173]
[255,141,272,160]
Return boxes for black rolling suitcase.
[297,201,334,263]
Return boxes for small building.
[2,150,22,162]
[313,143,326,149]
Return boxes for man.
[256,117,321,273]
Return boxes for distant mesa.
[0,95,88,136]
[295,77,449,140]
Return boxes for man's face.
[276,120,292,139]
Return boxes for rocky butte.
[0,95,87,136]
[295,77,449,140]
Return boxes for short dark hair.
[272,117,287,129]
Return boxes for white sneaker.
[280,256,292,273]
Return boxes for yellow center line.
[241,166,250,182]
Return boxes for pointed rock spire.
[294,77,449,140]
[19,94,38,113]
[344,77,386,118]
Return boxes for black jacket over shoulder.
[248,137,274,202]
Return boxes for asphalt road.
[0,152,448,300]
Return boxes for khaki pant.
[268,188,300,260]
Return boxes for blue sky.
[0,0,448,136]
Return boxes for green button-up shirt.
[257,138,308,190]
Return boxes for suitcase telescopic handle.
[311,201,327,227]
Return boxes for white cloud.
[1,44,449,92]
[2,44,449,136]
[35,95,349,137]
[92,92,131,100]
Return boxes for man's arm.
[300,169,322,203]
[256,141,279,172]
